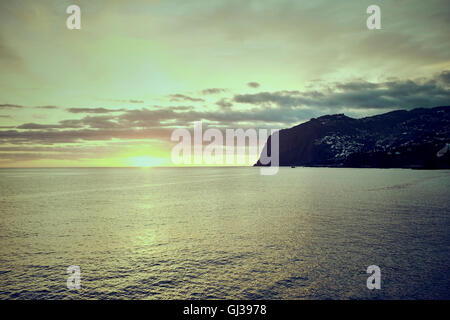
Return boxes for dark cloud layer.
[235,71,450,110]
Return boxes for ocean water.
[0,167,449,300]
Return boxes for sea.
[0,167,449,299]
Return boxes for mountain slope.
[255,106,450,169]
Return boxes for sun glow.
[125,156,168,167]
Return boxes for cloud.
[3,103,309,146]
[216,98,233,109]
[201,88,227,95]
[2,72,449,155]
[247,82,260,88]
[80,116,123,129]
[17,123,60,130]
[35,106,59,109]
[67,107,126,114]
[0,127,172,145]
[17,121,82,130]
[168,94,205,102]
[0,104,23,109]
[0,153,85,162]
[1,104,59,109]
[438,70,450,85]
[104,99,144,104]
[234,72,450,110]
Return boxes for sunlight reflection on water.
[0,167,449,299]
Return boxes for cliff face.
[255,106,450,169]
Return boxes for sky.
[0,0,449,167]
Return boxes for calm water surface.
[0,167,449,299]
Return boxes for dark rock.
[255,106,450,169]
